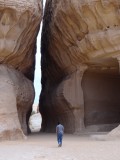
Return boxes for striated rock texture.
[0,0,42,80]
[40,0,120,133]
[0,0,42,139]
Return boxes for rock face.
[40,0,120,133]
[0,0,42,80]
[0,65,34,140]
[0,0,42,139]
[29,112,41,133]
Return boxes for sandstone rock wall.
[0,0,42,80]
[0,65,34,140]
[40,0,120,133]
[0,0,42,139]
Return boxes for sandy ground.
[0,133,120,160]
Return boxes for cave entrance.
[82,64,120,132]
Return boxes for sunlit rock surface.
[0,0,42,139]
[40,0,120,133]
[29,112,41,133]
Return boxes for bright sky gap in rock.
[34,0,46,105]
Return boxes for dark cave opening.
[83,68,120,131]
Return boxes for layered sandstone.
[40,0,120,133]
[0,0,42,139]
[0,0,42,80]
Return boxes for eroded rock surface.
[0,0,42,80]
[0,0,42,139]
[40,0,120,133]
[0,65,34,140]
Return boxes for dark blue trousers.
[57,132,63,145]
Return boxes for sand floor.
[0,133,120,160]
